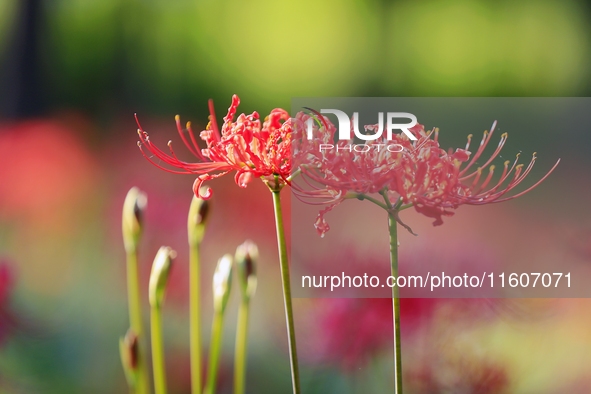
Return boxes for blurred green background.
[1,0,591,393]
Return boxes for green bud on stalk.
[187,191,209,394]
[212,254,233,314]
[205,254,234,394]
[149,246,176,308]
[122,187,147,254]
[235,241,258,303]
[119,329,139,388]
[233,241,258,394]
[188,192,210,247]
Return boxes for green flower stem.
[354,193,388,210]
[271,188,301,394]
[399,203,413,211]
[388,213,403,394]
[205,312,224,394]
[234,299,250,394]
[126,251,149,394]
[285,168,301,183]
[190,246,202,394]
[150,304,168,394]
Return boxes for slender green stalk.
[234,299,250,394]
[188,194,209,394]
[234,241,257,394]
[387,213,403,393]
[205,254,233,394]
[190,246,202,394]
[354,193,388,210]
[126,251,149,394]
[271,188,301,394]
[205,313,224,394]
[151,305,168,394]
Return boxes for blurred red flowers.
[137,95,292,197]
[0,261,16,346]
[0,118,97,225]
[313,297,442,371]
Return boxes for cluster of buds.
[120,184,259,394]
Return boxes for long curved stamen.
[473,165,495,195]
[137,141,192,175]
[470,168,483,189]
[491,159,560,203]
[138,128,233,175]
[138,130,192,170]
[473,154,522,198]
[465,134,473,151]
[166,141,201,173]
[208,99,221,142]
[186,121,209,162]
[460,121,497,176]
[460,132,508,181]
[472,160,528,203]
[175,115,201,158]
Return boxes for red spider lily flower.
[291,115,560,236]
[137,95,292,198]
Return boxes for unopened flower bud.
[212,254,233,314]
[235,241,258,302]
[149,246,176,308]
[119,329,139,387]
[122,187,147,253]
[188,192,210,246]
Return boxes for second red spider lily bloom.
[292,116,560,236]
[137,95,292,198]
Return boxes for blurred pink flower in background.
[567,224,591,262]
[297,243,503,371]
[0,260,17,346]
[0,116,101,294]
[0,118,98,227]
[310,297,440,371]
[316,297,392,370]
[301,291,512,392]
[406,358,509,394]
